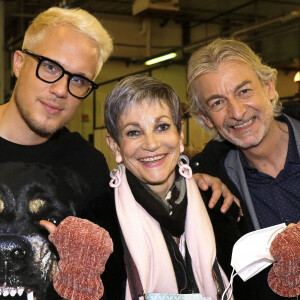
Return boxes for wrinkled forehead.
[120,98,170,120]
[196,61,260,86]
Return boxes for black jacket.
[191,138,298,300]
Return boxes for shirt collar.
[279,115,300,163]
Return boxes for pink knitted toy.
[49,216,113,300]
[268,222,300,297]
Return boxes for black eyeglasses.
[22,49,99,100]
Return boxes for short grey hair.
[187,38,281,137]
[104,75,182,143]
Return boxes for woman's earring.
[178,154,192,179]
[109,164,122,188]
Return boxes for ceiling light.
[294,71,300,82]
[145,52,177,65]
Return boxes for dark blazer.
[190,131,298,300]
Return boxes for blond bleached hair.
[22,7,113,75]
[187,38,281,138]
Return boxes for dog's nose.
[0,235,32,275]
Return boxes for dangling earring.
[109,164,122,188]
[178,154,192,179]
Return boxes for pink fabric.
[267,222,300,297]
[49,217,113,300]
[114,165,230,300]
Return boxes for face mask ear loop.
[222,268,237,300]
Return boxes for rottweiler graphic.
[0,162,88,300]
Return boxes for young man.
[187,38,300,299]
[0,7,117,299]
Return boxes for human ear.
[265,80,276,101]
[13,50,25,78]
[199,113,214,129]
[106,134,123,164]
[179,122,185,153]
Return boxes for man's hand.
[193,173,242,219]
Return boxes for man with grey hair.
[187,38,300,299]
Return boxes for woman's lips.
[138,154,167,168]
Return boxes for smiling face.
[108,100,184,198]
[12,26,99,138]
[195,61,276,149]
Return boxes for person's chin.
[29,120,61,137]
[228,135,262,149]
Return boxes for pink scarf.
[114,165,229,300]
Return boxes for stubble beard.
[221,109,273,150]
[225,127,266,149]
[14,89,64,138]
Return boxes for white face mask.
[222,223,287,300]
[230,223,286,282]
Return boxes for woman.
[105,75,231,299]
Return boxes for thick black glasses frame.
[22,49,99,100]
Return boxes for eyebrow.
[122,115,172,129]
[205,80,252,104]
[206,94,225,104]
[234,80,252,93]
[122,122,140,129]
[46,56,90,78]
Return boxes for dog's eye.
[29,199,46,213]
[47,217,58,225]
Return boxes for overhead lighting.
[145,52,177,65]
[294,71,300,82]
